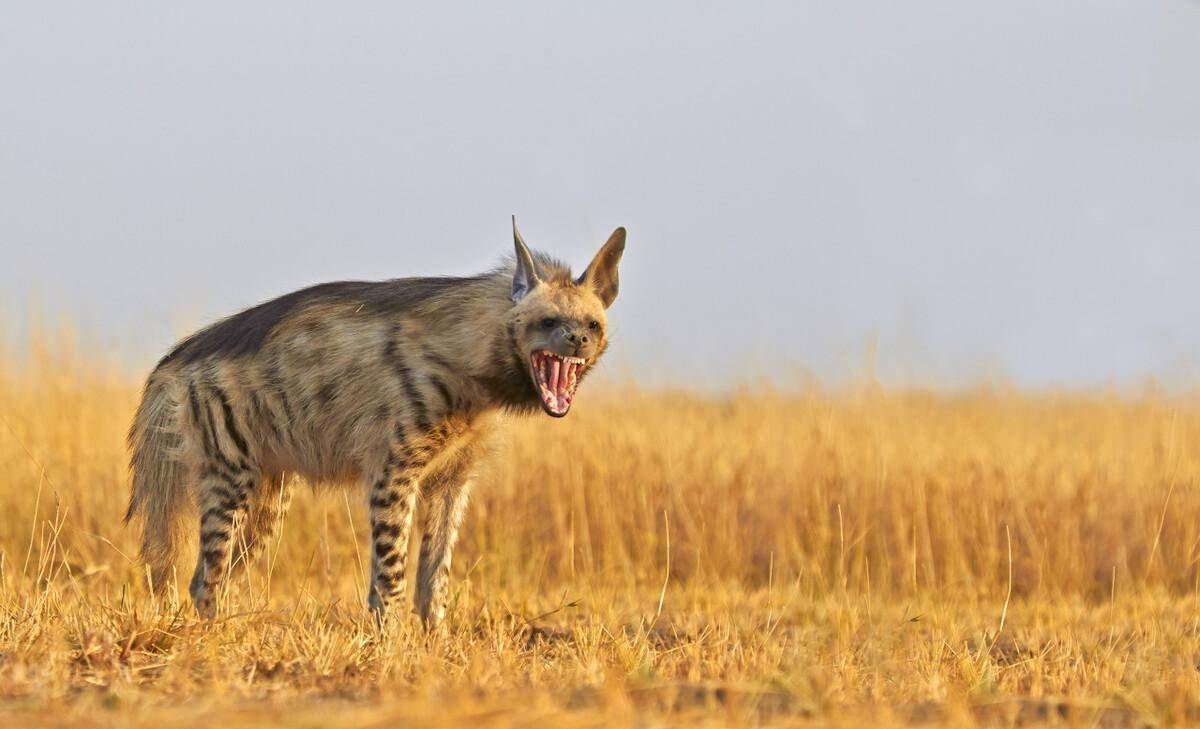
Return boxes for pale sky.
[2,2,1198,388]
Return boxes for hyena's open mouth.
[530,350,586,417]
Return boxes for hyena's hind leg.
[230,473,295,574]
[416,456,476,628]
[189,468,256,618]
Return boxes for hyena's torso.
[169,297,498,486]
[126,221,626,625]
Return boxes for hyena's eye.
[588,320,601,331]
[541,318,557,329]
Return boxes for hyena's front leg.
[367,453,426,618]
[416,464,475,628]
[189,471,254,617]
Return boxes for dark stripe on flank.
[249,393,272,433]
[211,384,250,458]
[276,387,296,425]
[392,357,429,430]
[393,421,410,450]
[202,397,226,458]
[422,349,457,373]
[188,382,213,453]
[374,403,391,423]
[191,402,240,478]
[318,381,338,405]
[263,366,296,425]
[202,398,241,475]
[384,329,432,428]
[428,375,454,410]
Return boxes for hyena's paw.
[368,588,401,624]
[417,589,449,630]
[418,605,445,631]
[422,612,446,632]
[368,587,385,616]
[190,589,217,619]
[188,569,217,619]
[368,590,417,636]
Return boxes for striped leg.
[231,474,294,572]
[416,475,473,629]
[367,456,424,618]
[185,378,259,617]
[189,471,253,617]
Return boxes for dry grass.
[3,332,1200,727]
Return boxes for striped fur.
[126,222,626,625]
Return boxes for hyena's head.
[505,219,625,418]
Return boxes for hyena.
[125,219,625,625]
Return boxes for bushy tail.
[126,373,190,592]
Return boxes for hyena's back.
[126,278,498,589]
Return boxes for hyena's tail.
[125,371,190,592]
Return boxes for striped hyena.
[125,219,626,625]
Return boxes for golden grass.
[3,334,1200,727]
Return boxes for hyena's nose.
[565,330,589,346]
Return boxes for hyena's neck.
[401,269,540,416]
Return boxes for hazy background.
[2,2,1198,388]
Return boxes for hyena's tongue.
[533,351,584,415]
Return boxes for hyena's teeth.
[531,350,587,414]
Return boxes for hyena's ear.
[511,215,542,302]
[577,227,626,308]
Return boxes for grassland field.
[3,333,1200,727]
